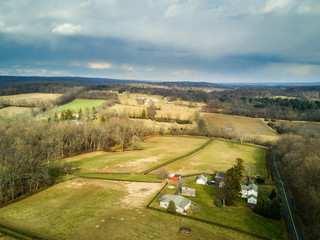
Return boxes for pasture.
[58,136,209,173]
[204,113,279,143]
[150,180,287,240]
[0,93,61,105]
[53,99,105,112]
[0,178,256,240]
[116,93,204,120]
[0,107,33,117]
[152,139,268,178]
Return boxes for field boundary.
[77,173,162,183]
[140,138,214,174]
[0,222,56,240]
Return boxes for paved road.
[272,152,304,240]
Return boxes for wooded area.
[276,135,320,239]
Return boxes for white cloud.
[122,64,134,71]
[263,0,292,13]
[52,23,81,35]
[87,62,114,69]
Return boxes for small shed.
[196,174,207,185]
[179,227,191,236]
[181,187,196,197]
[167,174,181,182]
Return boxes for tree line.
[0,116,146,204]
[275,134,320,239]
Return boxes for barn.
[167,174,181,181]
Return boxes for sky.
[0,0,320,83]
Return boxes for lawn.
[204,113,279,143]
[53,99,105,112]
[56,136,209,173]
[151,180,288,240]
[0,107,33,117]
[0,178,258,240]
[153,139,268,178]
[0,93,62,105]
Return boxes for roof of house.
[167,174,181,178]
[247,194,258,200]
[196,174,207,182]
[241,183,258,192]
[159,195,191,209]
[248,183,258,192]
[215,172,226,179]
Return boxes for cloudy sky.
[0,0,320,83]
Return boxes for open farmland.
[116,93,204,120]
[0,107,33,117]
[0,93,61,105]
[53,99,105,112]
[152,139,268,178]
[0,178,259,240]
[57,136,209,173]
[204,113,279,143]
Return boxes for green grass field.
[56,136,209,173]
[0,178,258,240]
[53,99,105,112]
[151,181,287,240]
[152,139,268,178]
[204,113,279,143]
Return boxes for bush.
[214,200,222,208]
[256,176,265,184]
[167,200,176,213]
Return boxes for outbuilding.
[158,195,192,213]
[196,174,207,185]
[215,172,226,183]
[167,174,181,182]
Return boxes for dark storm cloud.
[0,0,320,82]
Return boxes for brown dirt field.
[0,93,62,104]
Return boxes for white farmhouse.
[196,174,207,185]
[158,195,192,213]
[241,183,258,205]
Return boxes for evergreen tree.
[270,198,281,220]
[78,108,83,120]
[65,109,73,120]
[100,116,106,123]
[167,200,176,213]
[270,188,277,200]
[60,111,65,121]
[141,109,146,119]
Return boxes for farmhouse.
[158,195,192,213]
[241,183,258,205]
[214,172,226,183]
[167,174,181,182]
[181,187,196,197]
[196,174,207,185]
